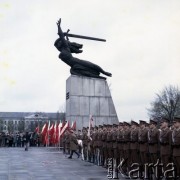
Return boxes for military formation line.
[62,117,180,179]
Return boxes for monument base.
[66,75,118,130]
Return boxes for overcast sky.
[0,0,180,122]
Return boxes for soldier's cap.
[149,119,158,125]
[131,120,139,126]
[113,124,118,127]
[118,122,123,126]
[99,125,103,128]
[123,122,130,126]
[160,118,169,123]
[139,120,146,125]
[174,116,180,123]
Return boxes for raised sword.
[63,31,106,42]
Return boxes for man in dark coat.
[68,129,80,159]
[24,132,30,151]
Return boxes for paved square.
[0,147,125,180]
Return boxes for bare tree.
[148,85,180,123]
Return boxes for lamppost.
[35,113,40,133]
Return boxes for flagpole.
[48,128,49,147]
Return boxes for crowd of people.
[0,132,41,148]
[0,117,179,179]
[62,117,180,179]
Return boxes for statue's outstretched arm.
[56,18,69,48]
[57,18,63,37]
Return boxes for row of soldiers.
[63,117,180,179]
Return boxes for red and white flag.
[53,121,57,144]
[41,123,47,135]
[45,121,51,145]
[49,123,55,144]
[71,121,76,130]
[59,121,69,138]
[35,126,39,133]
[41,122,48,145]
[47,120,51,132]
[58,122,63,140]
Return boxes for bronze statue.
[54,18,112,80]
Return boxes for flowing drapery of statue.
[54,18,112,80]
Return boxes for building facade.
[0,112,65,133]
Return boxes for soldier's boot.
[87,152,90,162]
[89,154,92,162]
[97,155,99,165]
[103,158,107,168]
[85,149,88,161]
[97,150,100,166]
[87,154,89,162]
[91,154,94,163]
[99,155,102,166]
[90,154,93,163]
[113,158,118,179]
[99,150,102,166]
[94,154,97,165]
[101,155,104,166]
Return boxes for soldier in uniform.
[122,122,131,175]
[112,124,119,178]
[82,127,88,161]
[62,131,67,154]
[117,122,124,165]
[130,121,139,168]
[97,125,103,166]
[65,130,70,155]
[107,125,114,160]
[148,119,159,164]
[148,119,160,179]
[138,120,149,175]
[92,126,98,164]
[172,117,180,178]
[102,124,108,167]
[68,129,80,159]
[159,118,172,174]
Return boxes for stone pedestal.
[66,75,119,130]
